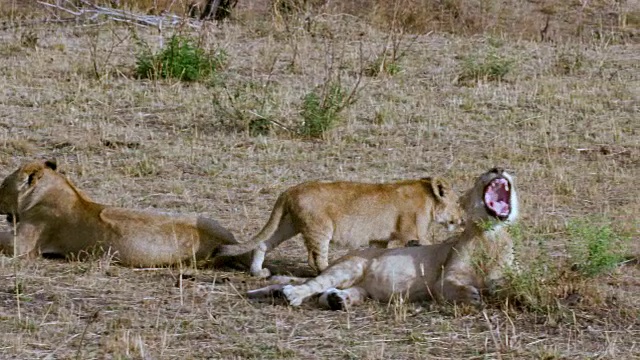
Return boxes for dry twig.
[37,0,202,29]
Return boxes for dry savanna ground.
[0,1,638,359]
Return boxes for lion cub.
[216,177,464,277]
[247,168,519,309]
[0,160,249,268]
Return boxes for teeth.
[505,183,509,191]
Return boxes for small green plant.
[295,33,363,138]
[554,49,586,75]
[458,51,514,83]
[567,219,628,277]
[210,78,287,136]
[365,55,402,77]
[136,35,226,81]
[488,225,563,313]
[365,27,416,77]
[248,117,272,136]
[498,255,560,314]
[20,30,38,49]
[299,83,347,138]
[493,219,632,315]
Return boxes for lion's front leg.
[439,273,482,306]
[485,265,512,297]
[0,231,14,255]
[0,223,41,257]
[282,256,368,306]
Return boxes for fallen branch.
[37,0,202,29]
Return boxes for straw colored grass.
[0,1,638,358]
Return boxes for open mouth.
[484,177,511,220]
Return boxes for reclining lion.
[247,167,519,309]
[215,177,464,278]
[0,160,249,268]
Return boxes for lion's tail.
[214,242,259,257]
[214,193,289,257]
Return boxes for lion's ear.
[44,159,57,171]
[22,163,45,187]
[430,177,449,201]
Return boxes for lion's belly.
[359,254,428,302]
[114,233,195,266]
[103,211,205,266]
[332,216,397,247]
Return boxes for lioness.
[0,160,249,268]
[247,168,519,309]
[216,177,464,278]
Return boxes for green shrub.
[136,35,226,81]
[567,219,628,277]
[490,219,630,315]
[210,80,280,136]
[299,83,346,138]
[459,52,514,83]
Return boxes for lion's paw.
[282,285,306,306]
[486,278,504,296]
[319,288,347,311]
[463,285,482,306]
[251,267,271,279]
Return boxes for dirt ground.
[0,1,638,359]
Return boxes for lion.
[215,177,464,278]
[0,160,250,268]
[246,167,519,309]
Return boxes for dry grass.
[0,1,639,358]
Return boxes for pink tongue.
[485,182,510,216]
[489,200,510,216]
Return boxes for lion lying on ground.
[215,177,464,277]
[246,168,519,309]
[0,160,249,268]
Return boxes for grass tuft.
[135,34,226,81]
[365,54,402,77]
[493,218,632,316]
[299,83,347,138]
[567,219,629,277]
[0,2,638,358]
[458,51,514,84]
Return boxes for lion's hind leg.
[246,284,287,299]
[246,275,309,300]
[282,255,368,306]
[318,287,368,310]
[251,217,298,278]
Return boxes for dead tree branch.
[37,0,202,28]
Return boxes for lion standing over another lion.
[0,160,249,268]
[215,177,464,278]
[247,168,519,309]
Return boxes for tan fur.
[0,160,249,268]
[246,168,519,309]
[216,177,464,277]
